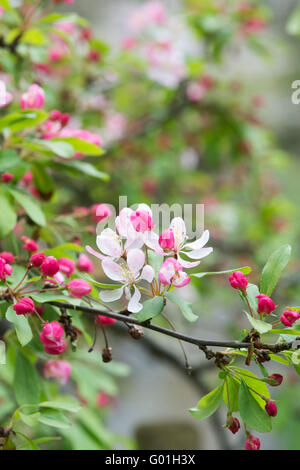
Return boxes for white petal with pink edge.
[127,248,145,274]
[140,265,155,283]
[96,228,123,258]
[170,217,186,251]
[86,245,107,261]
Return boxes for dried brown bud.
[128,325,144,340]
[102,347,113,363]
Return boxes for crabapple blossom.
[91,203,112,223]
[30,252,46,267]
[40,321,67,355]
[245,435,260,450]
[256,294,275,315]
[99,248,154,313]
[227,417,240,434]
[21,236,38,252]
[158,258,190,288]
[43,359,71,385]
[0,257,13,280]
[1,173,13,183]
[265,400,277,417]
[280,310,300,327]
[58,258,75,277]
[67,279,92,298]
[20,84,45,110]
[41,256,60,277]
[13,297,35,315]
[129,1,166,33]
[159,228,175,250]
[95,315,116,326]
[0,251,14,264]
[77,254,94,273]
[229,271,248,291]
[161,218,213,268]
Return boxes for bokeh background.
[54,0,300,450]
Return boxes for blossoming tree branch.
[1,0,300,452]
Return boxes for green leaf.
[38,409,71,429]
[21,28,46,45]
[13,351,40,406]
[32,163,54,196]
[65,160,109,181]
[8,188,46,226]
[245,312,272,335]
[32,139,75,158]
[135,296,164,322]
[238,380,272,433]
[233,367,270,408]
[268,328,300,336]
[244,283,260,315]
[147,251,164,276]
[165,291,198,322]
[287,4,300,36]
[52,137,104,156]
[0,110,48,132]
[6,305,33,346]
[30,292,81,305]
[19,411,40,427]
[0,340,5,365]
[0,149,20,172]
[0,190,16,237]
[260,245,291,297]
[223,377,240,412]
[191,266,251,279]
[38,400,81,413]
[189,385,223,420]
[87,279,123,289]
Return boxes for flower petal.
[102,259,124,281]
[182,247,213,260]
[127,286,142,313]
[184,229,210,250]
[170,217,186,251]
[177,254,201,268]
[137,203,152,217]
[99,286,124,303]
[143,231,165,255]
[86,245,107,261]
[96,228,123,258]
[173,271,190,288]
[139,265,155,283]
[115,208,133,237]
[127,248,145,274]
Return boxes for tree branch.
[48,301,298,354]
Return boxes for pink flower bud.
[229,271,248,291]
[0,257,13,280]
[245,435,260,450]
[20,84,45,110]
[67,279,92,298]
[227,417,240,434]
[130,210,154,232]
[96,391,112,407]
[256,294,276,315]
[95,315,116,326]
[1,173,14,183]
[266,374,283,387]
[77,253,94,273]
[0,251,14,264]
[30,252,46,267]
[159,229,175,250]
[40,321,67,355]
[21,236,38,252]
[50,110,62,121]
[43,359,71,385]
[41,256,60,277]
[91,203,112,223]
[58,257,75,277]
[265,399,277,417]
[158,258,190,288]
[60,113,70,126]
[280,310,300,327]
[13,297,35,315]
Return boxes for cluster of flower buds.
[280,309,300,327]
[0,256,13,280]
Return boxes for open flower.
[99,248,154,313]
[162,217,213,268]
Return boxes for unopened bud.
[263,374,283,387]
[128,325,144,340]
[102,347,112,363]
